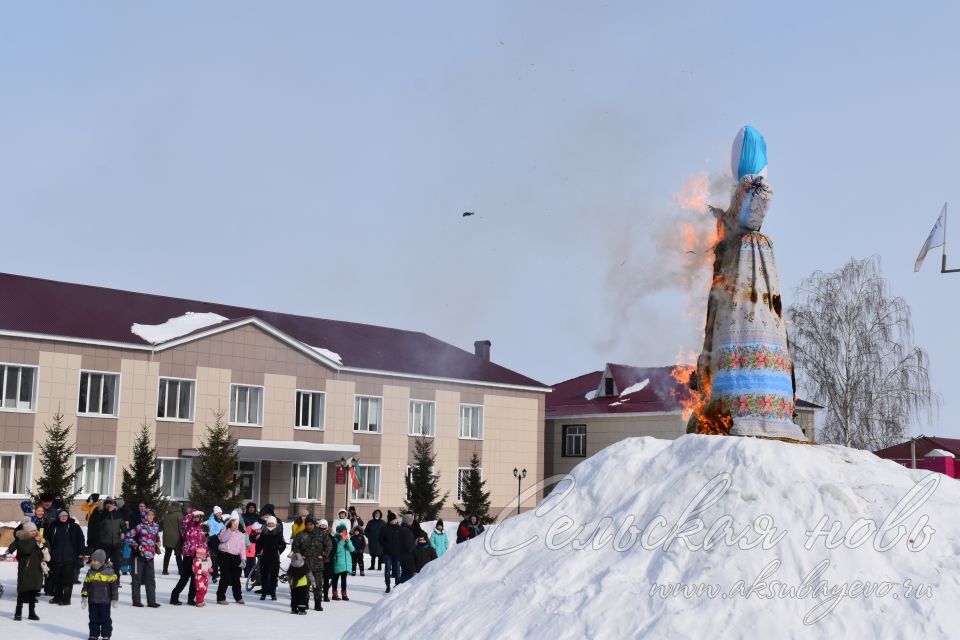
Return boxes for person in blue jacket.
[430,519,449,558]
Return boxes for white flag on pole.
[914,203,947,272]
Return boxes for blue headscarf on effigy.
[731,125,767,180]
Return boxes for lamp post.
[339,456,357,511]
[512,467,527,515]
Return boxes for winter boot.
[331,589,340,601]
[368,559,375,570]
[314,591,323,611]
[342,589,349,601]
[384,584,390,594]
[61,586,73,606]
[360,569,365,577]
[13,601,22,621]
[28,601,39,621]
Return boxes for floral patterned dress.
[694,174,808,441]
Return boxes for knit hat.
[146,508,156,516]
[213,506,223,515]
[401,513,414,525]
[305,516,316,525]
[318,519,328,528]
[251,522,263,531]
[229,510,241,522]
[435,518,444,529]
[89,493,100,503]
[91,549,106,564]
[104,498,117,506]
[192,510,204,518]
[19,500,33,514]
[58,509,70,519]
[387,510,398,523]
[289,553,304,568]
[21,520,37,533]
[264,515,277,526]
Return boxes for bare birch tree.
[788,256,938,449]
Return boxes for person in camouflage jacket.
[290,516,331,611]
[126,508,161,608]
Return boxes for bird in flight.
[462,211,476,217]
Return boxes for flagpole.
[943,203,960,273]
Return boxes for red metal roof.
[874,436,960,460]
[1,272,546,389]
[546,365,691,417]
[547,363,823,418]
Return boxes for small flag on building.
[349,459,362,490]
[915,203,947,272]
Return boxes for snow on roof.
[131,312,229,344]
[347,434,960,637]
[926,448,956,458]
[620,378,649,396]
[584,389,598,401]
[308,345,343,366]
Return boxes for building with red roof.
[545,363,819,479]
[0,272,548,521]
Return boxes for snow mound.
[131,312,229,344]
[348,435,960,639]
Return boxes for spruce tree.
[120,423,167,514]
[455,452,493,524]
[403,437,448,521]
[32,409,81,505]
[187,411,243,515]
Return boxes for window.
[157,458,192,500]
[236,461,259,503]
[295,391,325,429]
[405,464,436,500]
[353,396,382,433]
[74,456,115,496]
[408,400,436,436]
[157,378,195,421]
[0,453,31,496]
[562,424,587,457]
[78,372,119,416]
[459,404,484,439]
[291,463,323,502]
[1,365,37,411]
[350,465,380,502]
[604,378,614,396]
[230,385,263,426]
[457,467,482,503]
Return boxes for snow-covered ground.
[349,435,960,638]
[0,552,389,638]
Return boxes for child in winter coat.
[192,546,213,606]
[412,535,438,573]
[81,549,118,640]
[245,521,261,578]
[430,519,449,558]
[13,520,48,621]
[350,526,366,577]
[331,522,355,601]
[287,552,315,615]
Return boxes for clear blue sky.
[2,2,957,437]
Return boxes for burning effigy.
[686,126,809,442]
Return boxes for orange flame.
[675,172,710,211]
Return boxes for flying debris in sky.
[462,211,476,217]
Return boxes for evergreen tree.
[187,411,243,515]
[455,453,493,524]
[120,423,167,513]
[31,410,81,505]
[403,437,448,521]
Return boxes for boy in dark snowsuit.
[350,526,366,576]
[287,552,314,615]
[81,549,119,640]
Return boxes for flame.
[675,172,710,211]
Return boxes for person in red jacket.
[170,510,205,606]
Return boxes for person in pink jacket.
[170,510,206,606]
[215,513,247,604]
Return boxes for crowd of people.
[5,492,488,634]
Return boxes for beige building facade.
[0,273,547,522]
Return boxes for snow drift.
[348,435,960,639]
